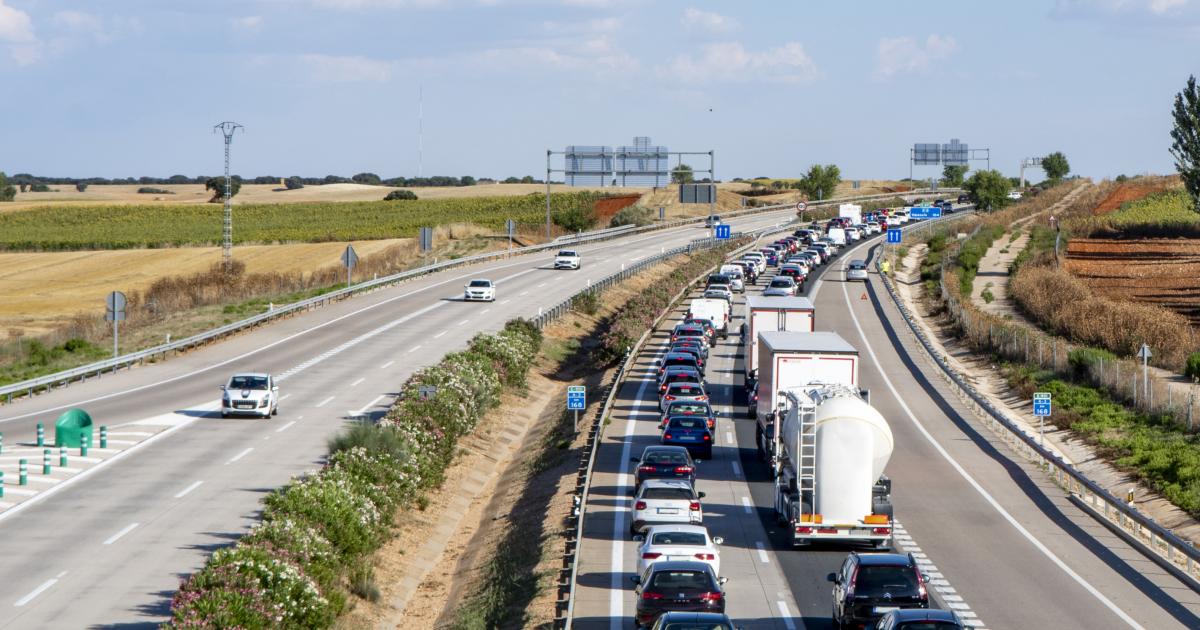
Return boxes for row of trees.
[0,173,546,188]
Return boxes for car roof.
[642,445,689,455]
[230,372,270,378]
[886,609,961,622]
[642,478,695,489]
[644,524,710,536]
[654,612,731,622]
[646,560,713,572]
[850,259,867,265]
[855,552,914,566]
[666,382,703,390]
[469,278,493,283]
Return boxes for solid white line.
[458,319,468,325]
[174,480,203,499]
[433,330,447,338]
[278,393,291,401]
[381,360,395,369]
[500,299,512,305]
[350,377,365,387]
[731,460,742,478]
[407,345,421,354]
[776,600,797,630]
[841,273,1143,629]
[226,448,253,465]
[725,431,733,444]
[14,577,59,607]
[316,396,334,407]
[275,420,296,433]
[103,522,139,545]
[741,496,753,514]
[356,395,386,416]
[755,541,770,563]
[481,309,491,315]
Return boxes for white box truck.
[752,330,859,429]
[742,296,816,380]
[838,203,862,225]
[770,384,894,548]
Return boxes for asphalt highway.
[573,218,1200,629]
[0,208,801,628]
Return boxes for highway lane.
[0,208,802,628]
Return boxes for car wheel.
[831,607,842,630]
[272,406,278,417]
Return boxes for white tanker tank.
[771,383,895,548]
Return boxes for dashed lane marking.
[102,522,139,545]
[226,448,253,465]
[174,481,203,498]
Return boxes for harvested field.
[592,194,641,223]
[1065,238,1200,324]
[1090,178,1178,215]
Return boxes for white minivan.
[689,298,731,339]
[718,264,745,293]
[826,227,847,246]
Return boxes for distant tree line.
[0,173,546,187]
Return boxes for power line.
[213,121,243,271]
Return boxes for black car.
[681,317,719,346]
[669,338,709,360]
[875,608,965,629]
[659,370,704,395]
[829,552,929,628]
[705,273,733,291]
[658,352,704,377]
[667,345,706,370]
[632,446,696,490]
[650,611,738,630]
[956,193,970,204]
[671,324,710,346]
[632,561,727,628]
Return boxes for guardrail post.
[42,448,51,475]
[59,446,67,468]
[100,425,108,449]
[36,422,43,447]
[18,459,27,485]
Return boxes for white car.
[718,265,745,293]
[702,287,733,306]
[763,276,797,297]
[845,227,862,241]
[630,479,705,536]
[554,250,581,270]
[464,278,496,301]
[742,254,766,274]
[636,524,724,578]
[865,221,880,234]
[1007,190,1023,200]
[220,373,278,419]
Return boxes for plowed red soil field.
[1091,181,1173,215]
[1065,238,1200,324]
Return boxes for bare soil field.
[1089,179,1176,215]
[1065,237,1200,325]
[3,182,648,211]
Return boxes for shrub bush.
[1068,347,1117,378]
[552,205,597,233]
[137,187,174,194]
[609,206,654,227]
[1186,352,1200,380]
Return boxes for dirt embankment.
[1066,238,1200,326]
[1089,177,1178,215]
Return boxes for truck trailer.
[742,297,816,379]
[752,330,858,426]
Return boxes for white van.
[689,298,731,339]
[826,227,847,246]
[719,264,745,293]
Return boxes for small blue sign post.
[1033,392,1052,446]
[568,385,586,432]
[714,224,731,240]
[886,229,902,244]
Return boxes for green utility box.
[55,408,94,448]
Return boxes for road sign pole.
[113,318,118,359]
[574,409,579,433]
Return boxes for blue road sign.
[567,385,586,410]
[714,224,731,240]
[908,206,943,219]
[886,228,902,244]
[1033,392,1052,417]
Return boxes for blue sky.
[1,0,1197,181]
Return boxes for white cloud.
[1054,0,1189,14]
[661,41,818,84]
[681,7,738,33]
[874,34,958,79]
[300,54,395,82]
[0,0,36,65]
[231,16,264,31]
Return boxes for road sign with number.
[714,224,731,240]
[908,206,943,219]
[567,385,586,410]
[796,201,807,213]
[887,228,902,244]
[1033,392,1052,417]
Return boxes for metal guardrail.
[874,216,1200,592]
[0,187,946,406]
[552,224,795,629]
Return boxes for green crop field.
[0,192,607,250]
[1108,189,1200,226]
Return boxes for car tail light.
[641,552,662,560]
[641,591,664,600]
[916,566,928,601]
[673,466,692,474]
[694,553,715,560]
[635,501,647,510]
[795,526,813,534]
[638,465,656,473]
[689,501,701,511]
[663,433,672,440]
[696,395,707,401]
[872,527,890,535]
[702,434,711,441]
[699,592,722,602]
[664,395,676,401]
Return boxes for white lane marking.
[102,522,140,545]
[275,420,297,433]
[407,345,421,354]
[316,396,335,407]
[278,393,291,402]
[433,330,447,338]
[457,319,468,325]
[776,600,797,630]
[381,360,395,369]
[226,448,253,465]
[500,299,512,305]
[350,377,365,387]
[842,278,1143,629]
[519,291,529,296]
[481,309,491,315]
[741,496,753,514]
[14,576,61,607]
[609,350,663,629]
[356,395,387,416]
[731,460,742,478]
[537,282,547,288]
[755,541,769,563]
[725,431,733,444]
[174,480,203,499]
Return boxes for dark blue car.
[662,416,714,459]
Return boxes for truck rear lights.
[795,526,813,534]
[872,527,890,535]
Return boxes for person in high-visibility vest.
[880,259,891,276]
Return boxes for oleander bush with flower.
[165,319,542,628]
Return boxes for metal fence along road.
[0,188,951,406]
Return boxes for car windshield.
[668,403,710,415]
[650,531,707,546]
[557,250,576,257]
[229,376,269,390]
[849,262,866,270]
[648,570,711,591]
[770,279,793,288]
[855,566,919,596]
[468,280,492,287]
[643,450,688,465]
[642,486,695,500]
[662,624,733,630]
[668,417,707,429]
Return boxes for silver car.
[846,259,869,282]
[763,275,797,297]
[220,373,278,419]
[660,381,709,412]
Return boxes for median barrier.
[100,426,107,449]
[42,449,50,475]
[80,430,89,457]
[36,423,43,447]
[54,409,93,448]
[18,460,26,485]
